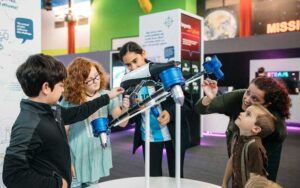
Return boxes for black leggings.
[141,140,185,177]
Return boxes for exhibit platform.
[90,177,221,188]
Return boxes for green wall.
[90,0,197,51]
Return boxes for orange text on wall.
[266,19,300,34]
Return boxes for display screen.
[112,66,126,88]
[256,71,299,94]
[265,71,298,79]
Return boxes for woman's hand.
[201,79,218,106]
[202,79,218,100]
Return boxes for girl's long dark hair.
[119,41,143,61]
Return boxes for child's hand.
[121,95,130,112]
[134,98,145,110]
[71,164,76,177]
[108,87,124,99]
[62,178,68,188]
[157,110,170,126]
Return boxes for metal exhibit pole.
[145,108,150,188]
[175,103,181,188]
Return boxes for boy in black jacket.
[2,54,124,188]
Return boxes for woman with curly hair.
[195,76,291,182]
[60,57,129,188]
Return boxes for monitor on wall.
[255,71,299,94]
[110,51,126,89]
[112,66,126,88]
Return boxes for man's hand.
[157,110,170,126]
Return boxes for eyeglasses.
[85,74,100,86]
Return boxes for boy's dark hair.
[16,53,67,97]
[119,41,143,61]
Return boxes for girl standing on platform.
[61,57,129,187]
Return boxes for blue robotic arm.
[108,56,224,128]
[120,61,180,90]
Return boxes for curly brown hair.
[63,57,108,105]
[251,77,291,119]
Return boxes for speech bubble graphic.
[15,18,33,44]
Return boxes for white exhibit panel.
[139,9,182,62]
[0,1,41,187]
[140,9,203,144]
[203,114,229,133]
[91,177,220,188]
[201,86,233,134]
[250,58,300,123]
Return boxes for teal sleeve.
[108,96,120,115]
[59,98,70,108]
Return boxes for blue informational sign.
[15,18,33,44]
